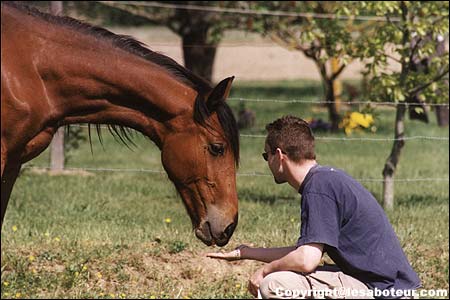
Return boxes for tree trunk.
[182,34,217,83]
[325,80,341,132]
[382,104,407,210]
[435,105,449,127]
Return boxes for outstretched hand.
[206,245,250,261]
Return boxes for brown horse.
[1,2,239,247]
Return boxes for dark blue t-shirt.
[296,165,421,298]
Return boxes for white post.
[49,1,64,171]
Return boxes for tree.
[96,1,251,82]
[249,1,369,131]
[351,1,449,210]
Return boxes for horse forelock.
[194,96,240,167]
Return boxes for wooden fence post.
[49,1,64,171]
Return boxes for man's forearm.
[240,246,296,263]
[263,244,324,276]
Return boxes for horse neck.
[39,32,198,148]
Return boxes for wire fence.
[240,134,449,142]
[98,1,401,22]
[22,166,449,183]
[228,97,450,107]
[72,123,449,143]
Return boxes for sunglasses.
[262,149,286,161]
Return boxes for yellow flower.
[235,283,241,288]
[4,293,10,297]
[82,265,88,271]
[3,281,9,286]
[54,237,61,242]
[109,293,115,298]
[44,232,50,237]
[350,112,374,128]
[164,218,172,223]
[99,293,104,297]
[340,112,375,136]
[74,272,79,277]
[32,269,37,274]
[12,225,17,232]
[150,296,156,299]
[29,255,35,262]
[97,272,102,279]
[15,293,21,298]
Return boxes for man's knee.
[259,271,309,299]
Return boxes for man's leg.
[259,271,313,299]
[258,265,374,299]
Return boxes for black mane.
[4,1,239,165]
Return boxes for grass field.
[1,80,449,299]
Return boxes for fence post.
[49,1,64,171]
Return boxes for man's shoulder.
[303,165,359,195]
[308,165,349,182]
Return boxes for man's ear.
[276,148,284,160]
[206,76,235,113]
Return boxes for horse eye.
[208,143,225,156]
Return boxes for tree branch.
[330,63,346,81]
[409,36,423,66]
[386,15,402,31]
[408,67,449,95]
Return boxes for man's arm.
[240,246,297,263]
[206,245,297,263]
[262,243,324,275]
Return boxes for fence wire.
[22,166,449,183]
[98,1,401,22]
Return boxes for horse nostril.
[224,222,237,238]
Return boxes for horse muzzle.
[195,215,238,247]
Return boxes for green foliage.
[248,2,362,75]
[169,240,187,254]
[351,1,449,104]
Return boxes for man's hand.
[248,266,265,297]
[206,245,250,261]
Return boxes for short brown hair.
[265,115,316,163]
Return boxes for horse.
[1,2,239,247]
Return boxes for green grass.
[1,79,449,299]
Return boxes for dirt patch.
[141,249,262,285]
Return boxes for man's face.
[263,142,287,184]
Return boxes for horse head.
[161,77,239,247]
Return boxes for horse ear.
[206,76,235,112]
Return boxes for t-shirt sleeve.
[296,192,340,249]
